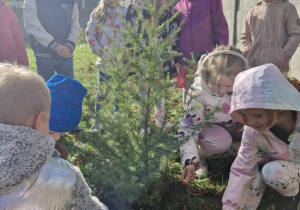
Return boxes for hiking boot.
[195,159,208,179]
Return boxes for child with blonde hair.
[240,0,300,75]
[179,45,248,183]
[86,0,127,132]
[175,0,229,109]
[0,63,107,209]
[222,64,300,210]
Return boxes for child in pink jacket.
[222,64,300,210]
[240,0,300,75]
[0,0,29,66]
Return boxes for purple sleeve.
[210,0,229,46]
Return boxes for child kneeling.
[179,45,248,183]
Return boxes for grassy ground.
[25,43,278,210]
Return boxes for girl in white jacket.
[179,45,249,183]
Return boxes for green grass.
[26,41,97,85]
[25,42,277,210]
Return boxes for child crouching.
[0,63,107,209]
[47,74,87,160]
[179,45,248,183]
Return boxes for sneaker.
[195,159,208,179]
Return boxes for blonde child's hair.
[94,0,117,25]
[0,63,51,126]
[198,45,249,83]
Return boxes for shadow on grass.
[59,130,279,210]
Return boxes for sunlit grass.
[25,41,277,210]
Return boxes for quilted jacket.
[0,2,28,65]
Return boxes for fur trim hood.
[0,124,55,194]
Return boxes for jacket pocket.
[262,40,286,67]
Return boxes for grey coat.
[0,123,108,210]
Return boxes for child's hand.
[181,164,196,185]
[54,44,70,58]
[54,44,64,54]
[58,46,71,58]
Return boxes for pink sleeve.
[240,10,252,57]
[10,8,29,66]
[85,10,102,55]
[222,127,261,209]
[210,0,229,46]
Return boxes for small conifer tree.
[81,1,219,208]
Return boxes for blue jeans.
[95,68,119,115]
[36,56,74,81]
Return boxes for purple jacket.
[174,0,229,65]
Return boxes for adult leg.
[36,57,56,81]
